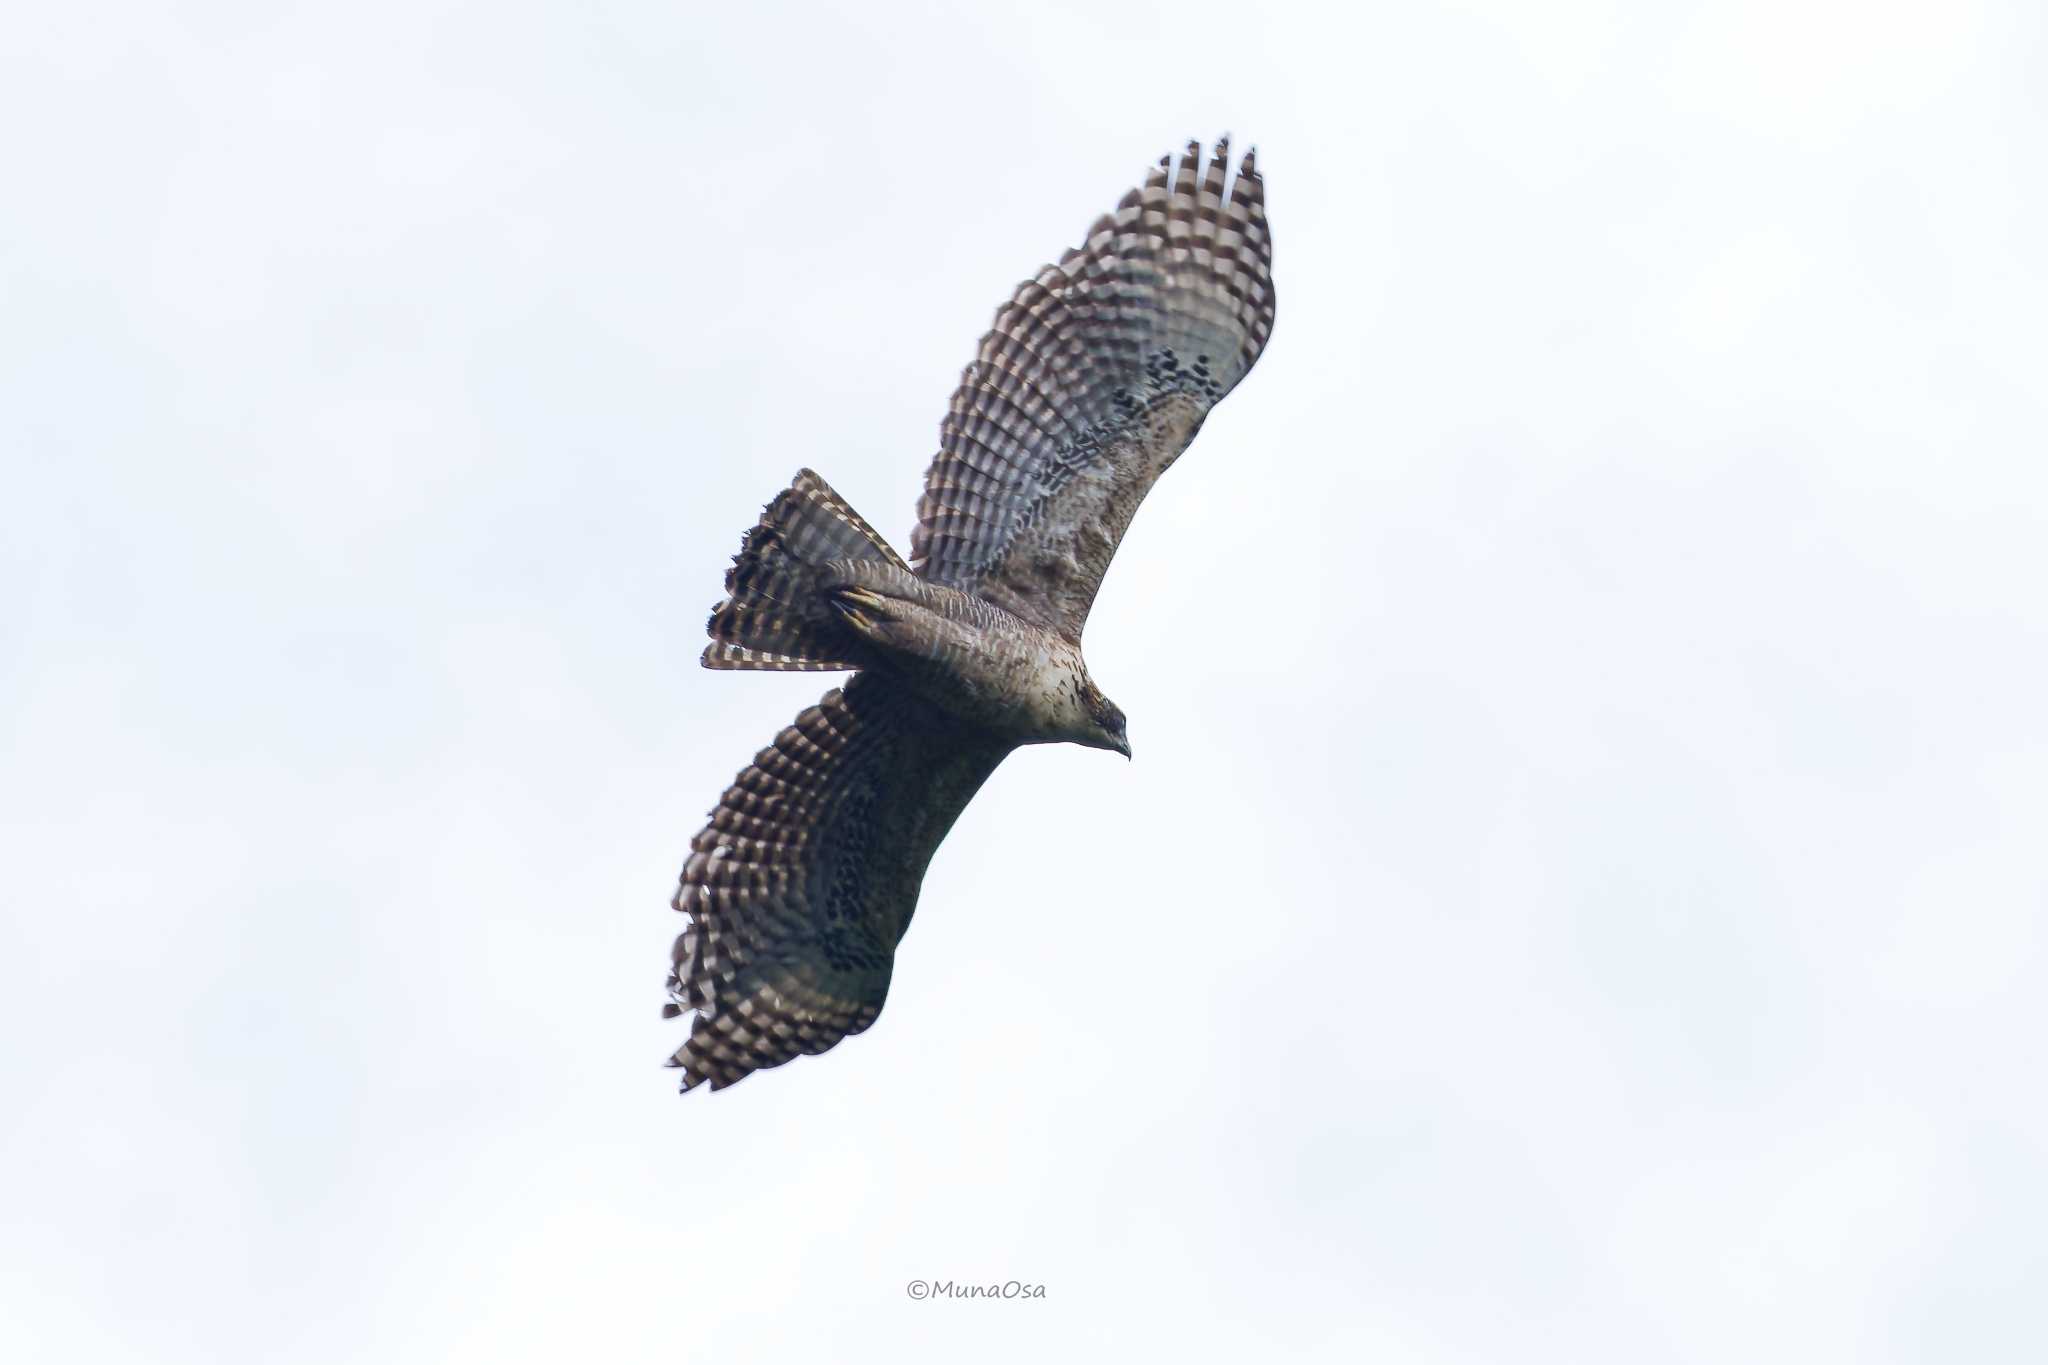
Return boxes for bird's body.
[667,139,1274,1090]
[828,566,1102,746]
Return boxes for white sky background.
[5,1,2045,1359]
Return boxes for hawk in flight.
[666,138,1275,1090]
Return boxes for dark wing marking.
[665,673,1010,1091]
[909,138,1275,640]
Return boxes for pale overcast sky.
[5,2,2045,1361]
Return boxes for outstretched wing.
[909,138,1275,640]
[666,674,1009,1091]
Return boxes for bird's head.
[1077,678,1131,760]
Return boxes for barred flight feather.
[667,675,1006,1091]
[909,137,1274,639]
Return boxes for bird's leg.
[825,584,907,642]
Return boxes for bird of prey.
[665,137,1275,1091]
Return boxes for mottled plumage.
[667,138,1276,1091]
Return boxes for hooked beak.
[1113,731,1132,761]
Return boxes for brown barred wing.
[665,673,1010,1091]
[909,138,1276,640]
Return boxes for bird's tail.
[703,469,909,671]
